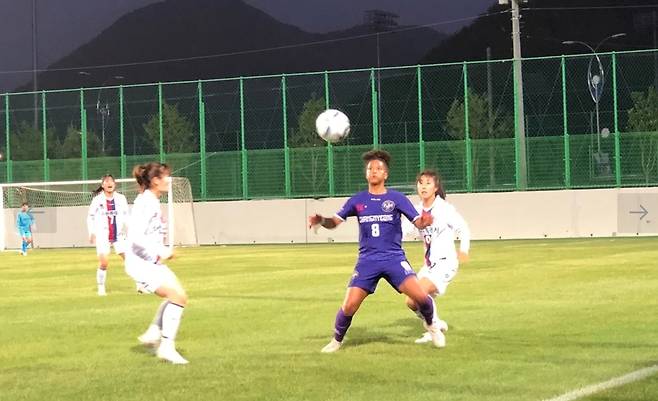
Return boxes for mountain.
[28,0,444,91]
[421,0,657,63]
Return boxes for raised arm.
[308,214,343,230]
[450,206,470,262]
[86,198,97,237]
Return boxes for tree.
[143,102,197,154]
[445,88,513,187]
[9,121,59,161]
[56,125,103,159]
[627,86,658,184]
[289,96,326,148]
[288,96,328,193]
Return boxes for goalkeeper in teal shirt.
[16,202,34,256]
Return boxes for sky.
[242,0,495,33]
[0,0,495,92]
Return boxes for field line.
[543,365,658,401]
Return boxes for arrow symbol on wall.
[629,204,648,220]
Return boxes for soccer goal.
[0,177,198,251]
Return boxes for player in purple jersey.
[308,150,446,352]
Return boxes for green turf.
[1,238,657,401]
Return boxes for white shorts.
[417,259,459,296]
[124,254,180,294]
[96,239,127,256]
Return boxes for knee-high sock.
[153,300,170,329]
[418,295,435,326]
[21,240,27,253]
[161,302,184,342]
[96,268,107,286]
[333,308,353,342]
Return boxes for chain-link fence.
[1,48,657,200]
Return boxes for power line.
[0,10,509,75]
[524,4,658,11]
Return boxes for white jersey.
[416,197,470,267]
[86,192,129,241]
[126,189,169,263]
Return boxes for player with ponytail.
[124,162,190,364]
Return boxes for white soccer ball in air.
[315,109,350,144]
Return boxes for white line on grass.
[543,365,658,401]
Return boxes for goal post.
[0,177,197,251]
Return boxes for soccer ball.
[315,109,350,143]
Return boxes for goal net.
[0,177,197,251]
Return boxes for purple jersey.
[336,189,419,261]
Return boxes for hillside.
[30,0,444,90]
[422,0,657,63]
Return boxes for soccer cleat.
[97,287,107,296]
[156,343,189,364]
[21,251,27,256]
[320,338,342,353]
[414,332,433,344]
[138,325,161,346]
[423,320,446,348]
[414,320,448,344]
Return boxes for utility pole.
[487,47,495,187]
[651,10,658,89]
[32,0,39,131]
[499,0,528,188]
[510,0,527,189]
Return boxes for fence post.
[239,77,248,199]
[158,83,164,163]
[198,80,207,200]
[371,68,379,147]
[119,85,126,178]
[325,71,335,196]
[612,51,621,187]
[41,91,49,181]
[281,74,291,197]
[80,89,87,181]
[417,65,425,171]
[5,94,11,183]
[561,55,571,188]
[463,63,473,192]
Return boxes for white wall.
[3,187,657,249]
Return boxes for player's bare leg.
[321,287,369,353]
[405,278,448,343]
[399,277,445,348]
[96,254,109,296]
[153,284,189,364]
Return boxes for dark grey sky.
[244,0,495,33]
[0,0,495,91]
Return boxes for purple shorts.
[348,257,416,294]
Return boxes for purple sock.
[418,296,435,326]
[333,308,353,342]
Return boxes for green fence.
[2,49,658,200]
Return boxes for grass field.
[1,238,657,401]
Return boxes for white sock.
[430,296,439,323]
[153,301,170,329]
[96,268,107,286]
[161,303,184,342]
[143,323,161,337]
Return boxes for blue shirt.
[16,211,34,231]
[336,189,419,261]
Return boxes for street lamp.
[562,33,626,156]
[96,75,125,154]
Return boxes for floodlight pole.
[96,75,124,154]
[562,34,626,155]
[511,0,527,189]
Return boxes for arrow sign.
[629,204,648,220]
